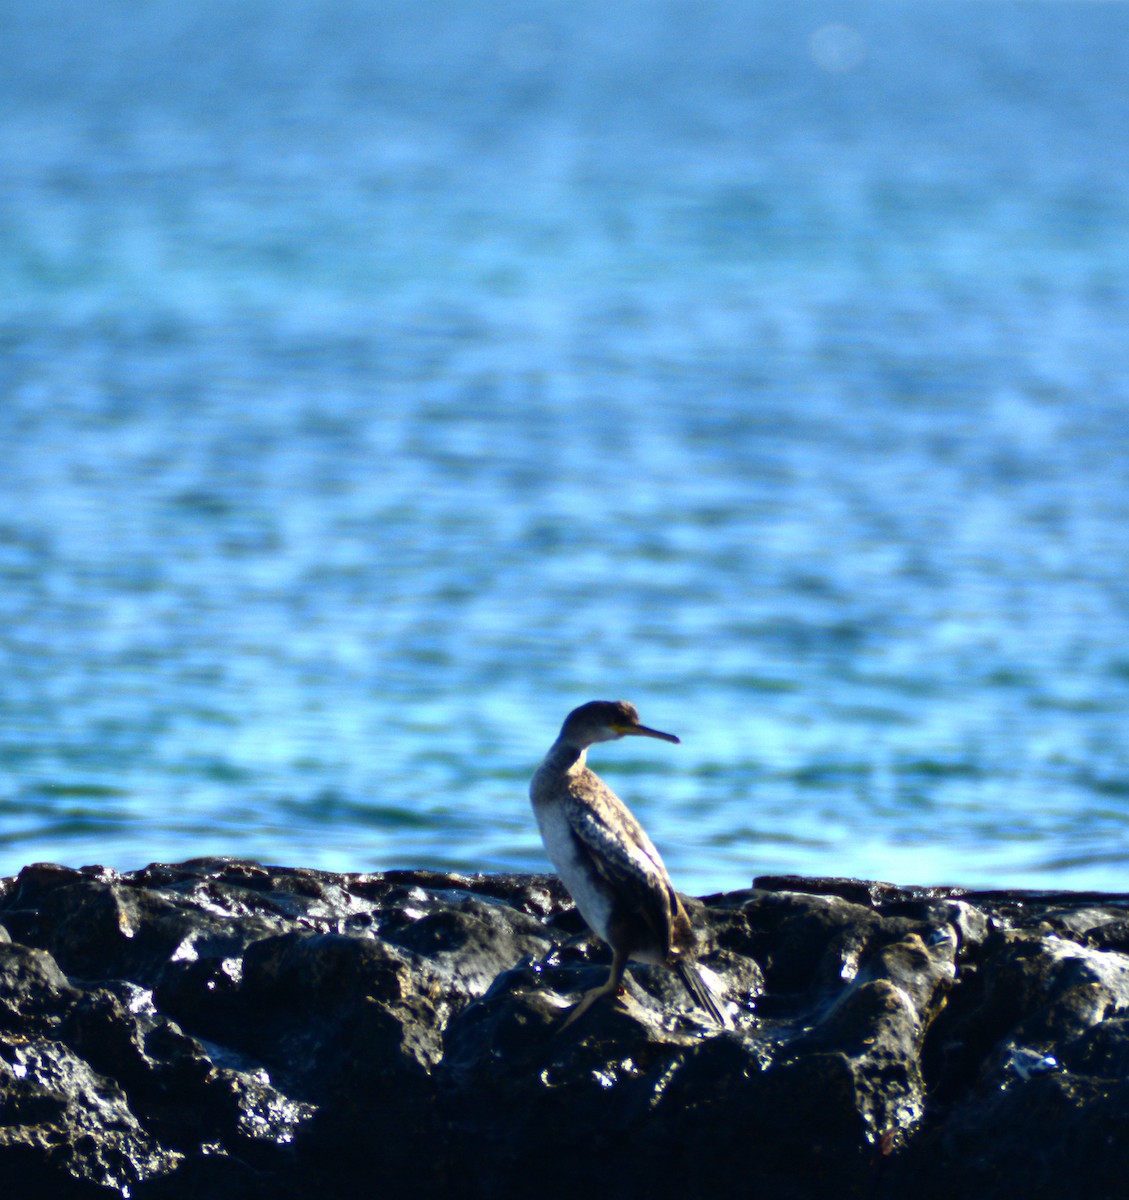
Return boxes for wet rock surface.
[1,860,1128,1198]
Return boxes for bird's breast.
[531,796,615,942]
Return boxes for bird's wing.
[565,777,677,957]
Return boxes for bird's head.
[556,700,680,750]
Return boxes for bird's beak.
[616,722,680,744]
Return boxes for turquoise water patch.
[2,1,1128,892]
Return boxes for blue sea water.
[2,0,1129,894]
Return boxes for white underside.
[534,800,615,942]
[533,800,666,965]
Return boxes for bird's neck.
[543,739,588,777]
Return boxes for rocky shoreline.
[2,858,1129,1198]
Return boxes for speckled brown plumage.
[530,700,724,1027]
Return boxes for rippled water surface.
[3,1,1129,892]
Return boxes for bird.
[529,699,725,1028]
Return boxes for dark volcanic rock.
[1,860,1129,1198]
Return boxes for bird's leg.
[559,945,628,1030]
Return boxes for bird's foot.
[558,980,618,1031]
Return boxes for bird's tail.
[676,959,727,1027]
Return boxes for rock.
[1,858,1129,1198]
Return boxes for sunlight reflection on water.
[2,1,1129,892]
